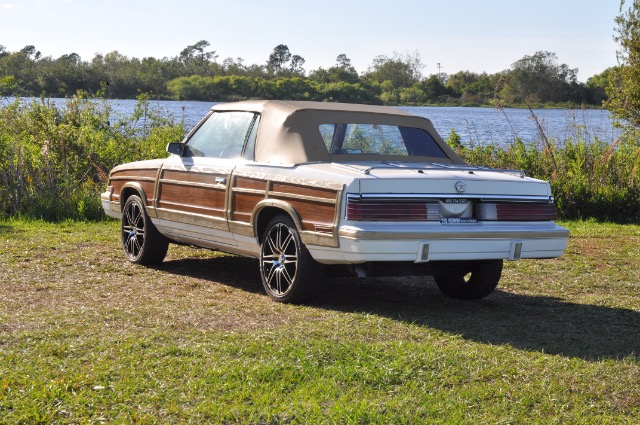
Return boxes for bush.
[2,96,637,223]
[447,127,640,223]
[0,94,185,220]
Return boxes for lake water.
[5,97,621,147]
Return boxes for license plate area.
[439,198,477,223]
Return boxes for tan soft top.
[211,100,463,165]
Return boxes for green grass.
[1,219,639,423]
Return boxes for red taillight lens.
[347,201,440,221]
[476,203,558,221]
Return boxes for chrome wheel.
[122,198,145,261]
[259,215,319,303]
[261,222,298,296]
[121,195,168,265]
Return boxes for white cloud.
[0,3,14,8]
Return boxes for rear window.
[319,123,448,158]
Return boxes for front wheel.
[121,195,169,265]
[259,215,319,303]
[434,260,503,300]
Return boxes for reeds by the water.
[448,107,640,223]
[1,97,638,222]
[0,95,184,220]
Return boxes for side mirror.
[166,142,185,156]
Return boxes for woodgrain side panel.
[231,192,264,223]
[271,182,337,200]
[157,182,226,218]
[110,169,158,179]
[271,196,337,232]
[108,168,160,206]
[230,176,340,236]
[235,176,268,191]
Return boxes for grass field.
[1,219,639,423]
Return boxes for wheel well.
[255,207,293,244]
[120,187,141,207]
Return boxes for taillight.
[346,194,558,222]
[475,202,558,221]
[347,200,440,221]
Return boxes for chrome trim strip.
[159,178,223,190]
[232,187,267,196]
[332,162,526,177]
[347,193,553,203]
[152,166,163,215]
[110,176,157,183]
[338,227,570,240]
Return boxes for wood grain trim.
[268,190,337,205]
[271,181,337,199]
[110,168,158,178]
[229,175,343,247]
[235,176,268,191]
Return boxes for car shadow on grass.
[156,255,264,295]
[157,255,639,362]
[315,277,640,362]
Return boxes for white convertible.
[102,100,569,303]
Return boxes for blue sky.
[0,0,622,82]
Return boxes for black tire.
[434,260,503,300]
[121,195,169,265]
[259,215,319,303]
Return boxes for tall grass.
[0,94,185,220]
[447,109,640,223]
[1,97,638,222]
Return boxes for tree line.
[0,42,611,106]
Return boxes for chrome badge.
[455,181,466,193]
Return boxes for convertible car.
[101,100,569,303]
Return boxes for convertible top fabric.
[210,100,463,165]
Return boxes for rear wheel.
[121,195,169,265]
[434,260,503,299]
[259,215,319,303]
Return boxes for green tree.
[608,1,640,128]
[179,40,218,75]
[0,49,39,94]
[289,55,306,75]
[416,75,453,103]
[446,71,499,104]
[363,51,423,89]
[267,44,292,75]
[0,75,15,95]
[586,67,615,105]
[309,54,360,84]
[505,51,581,103]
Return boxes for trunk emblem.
[455,181,466,193]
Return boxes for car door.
[154,110,258,249]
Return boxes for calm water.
[5,97,621,147]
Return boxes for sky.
[0,0,623,82]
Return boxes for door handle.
[215,177,227,185]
